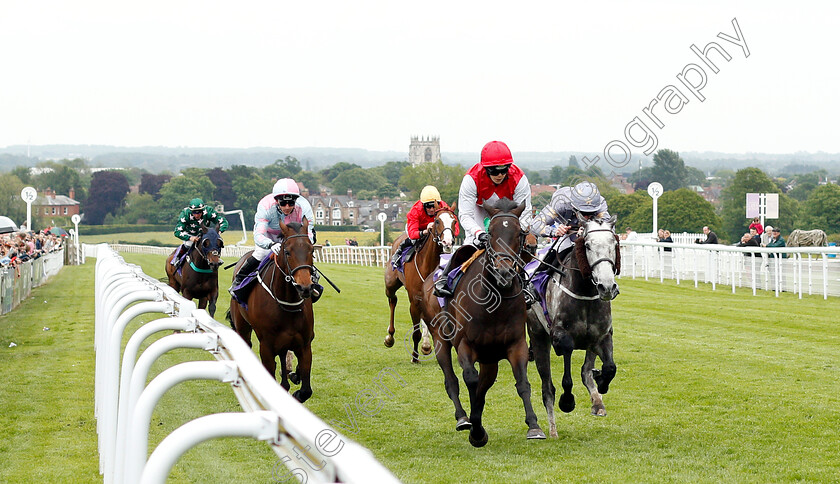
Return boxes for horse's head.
[198,225,224,270]
[483,198,527,289]
[432,201,459,254]
[277,218,315,299]
[575,215,620,301]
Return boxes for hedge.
[79,224,171,235]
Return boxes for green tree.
[206,168,236,210]
[399,161,465,204]
[523,168,544,185]
[801,184,840,233]
[333,168,389,196]
[686,166,706,186]
[296,171,321,195]
[720,167,800,242]
[787,181,816,202]
[33,161,86,201]
[628,166,655,191]
[568,155,580,169]
[156,175,216,225]
[10,166,32,184]
[651,149,688,191]
[320,162,361,183]
[371,161,410,189]
[139,173,171,200]
[624,188,721,234]
[232,177,274,228]
[112,193,159,224]
[0,174,26,225]
[609,192,649,228]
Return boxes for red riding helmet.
[480,141,513,167]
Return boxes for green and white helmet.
[188,198,206,211]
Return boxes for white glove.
[270,243,283,255]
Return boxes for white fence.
[90,243,393,268]
[620,240,840,299]
[94,244,399,484]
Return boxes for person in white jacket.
[434,140,532,297]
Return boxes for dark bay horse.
[383,202,458,363]
[165,225,224,316]
[227,220,316,402]
[420,198,545,446]
[526,215,620,438]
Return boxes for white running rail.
[93,244,400,484]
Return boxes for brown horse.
[420,198,545,446]
[384,202,458,363]
[227,220,316,402]
[165,225,224,316]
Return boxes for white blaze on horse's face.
[438,212,455,253]
[584,219,620,301]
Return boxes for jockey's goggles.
[276,195,299,207]
[485,164,510,177]
[191,209,203,215]
[423,201,437,210]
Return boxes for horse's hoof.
[527,428,546,440]
[469,428,488,448]
[559,393,575,413]
[592,407,607,417]
[410,357,420,365]
[421,343,432,355]
[455,417,472,431]
[384,334,395,348]
[289,372,300,385]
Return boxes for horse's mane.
[573,232,621,279]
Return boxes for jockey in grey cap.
[530,181,609,254]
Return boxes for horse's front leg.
[384,285,398,348]
[207,288,218,317]
[259,342,284,389]
[457,346,489,447]
[509,339,546,440]
[527,312,556,437]
[432,337,470,431]
[409,301,423,364]
[552,328,576,413]
[581,351,606,416]
[292,346,313,403]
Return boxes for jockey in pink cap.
[229,178,317,295]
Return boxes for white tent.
[0,216,19,234]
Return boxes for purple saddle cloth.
[524,247,555,327]
[433,253,466,308]
[230,254,274,308]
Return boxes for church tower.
[409,136,441,166]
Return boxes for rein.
[484,212,529,298]
[186,232,220,273]
[257,233,314,312]
[415,208,457,283]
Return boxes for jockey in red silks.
[434,140,532,297]
[390,185,457,267]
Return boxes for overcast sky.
[1,1,838,156]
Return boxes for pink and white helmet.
[272,178,301,198]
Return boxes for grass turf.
[0,253,838,483]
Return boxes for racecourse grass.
[79,229,382,247]
[1,252,839,483]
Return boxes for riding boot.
[229,256,259,296]
[311,270,323,303]
[433,256,456,298]
[524,280,538,307]
[171,244,185,266]
[390,238,413,267]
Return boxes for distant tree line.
[1,151,840,243]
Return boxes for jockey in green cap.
[171,198,229,267]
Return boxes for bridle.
[414,208,457,283]
[187,230,221,273]
[256,233,315,311]
[584,227,620,276]
[484,212,529,295]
